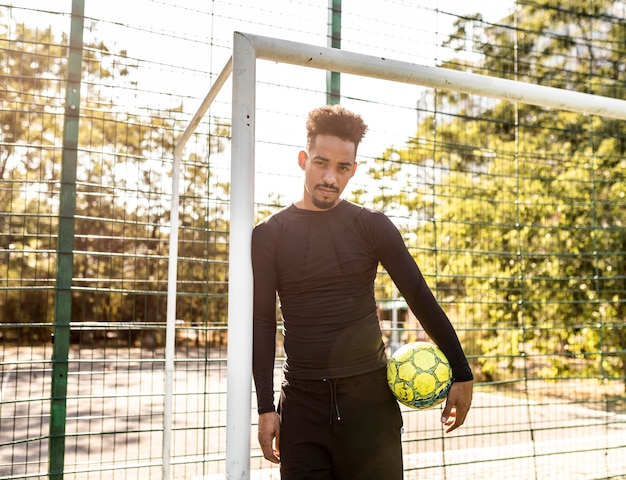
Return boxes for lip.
[317,186,338,196]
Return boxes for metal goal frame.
[165,31,626,480]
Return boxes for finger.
[261,442,280,464]
[440,397,454,425]
[258,432,279,463]
[267,452,280,464]
[453,404,469,426]
[274,426,281,461]
[445,407,469,433]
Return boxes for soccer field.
[401,392,626,480]
[2,346,625,479]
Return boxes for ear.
[351,161,358,176]
[298,150,308,170]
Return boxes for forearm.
[253,318,277,413]
[252,226,279,413]
[400,274,472,381]
[381,234,472,381]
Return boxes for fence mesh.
[1,0,625,479]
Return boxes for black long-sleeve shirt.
[252,200,472,414]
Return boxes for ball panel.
[434,362,452,383]
[397,362,417,381]
[387,362,398,383]
[386,341,453,410]
[413,371,436,396]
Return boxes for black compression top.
[252,200,472,414]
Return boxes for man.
[252,105,473,479]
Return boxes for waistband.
[284,366,387,387]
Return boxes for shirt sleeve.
[371,212,473,382]
[251,223,279,414]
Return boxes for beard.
[312,184,340,210]
[311,196,337,210]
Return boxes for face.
[298,134,358,210]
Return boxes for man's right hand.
[258,411,281,464]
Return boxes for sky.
[9,0,515,204]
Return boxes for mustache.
[316,183,339,192]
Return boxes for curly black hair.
[306,105,368,150]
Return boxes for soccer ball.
[387,341,453,410]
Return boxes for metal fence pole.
[49,0,85,478]
[326,0,341,105]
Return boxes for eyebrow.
[312,154,354,168]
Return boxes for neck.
[295,198,342,211]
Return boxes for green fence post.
[326,0,341,105]
[49,1,85,478]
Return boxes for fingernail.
[441,416,447,423]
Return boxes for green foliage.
[369,0,626,388]
[0,12,231,346]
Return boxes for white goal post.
[164,31,626,480]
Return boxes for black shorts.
[279,367,404,480]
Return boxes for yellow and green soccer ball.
[387,341,453,410]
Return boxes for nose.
[323,168,337,185]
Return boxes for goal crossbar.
[164,31,626,480]
[246,32,626,120]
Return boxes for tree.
[1,18,69,342]
[367,0,626,388]
[0,12,232,347]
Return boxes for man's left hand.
[441,380,473,433]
